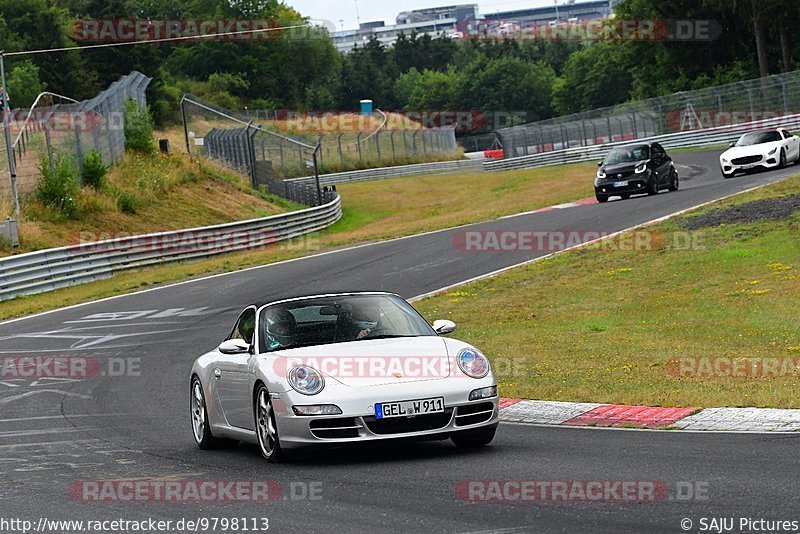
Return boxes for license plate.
[614,181,629,187]
[376,397,445,419]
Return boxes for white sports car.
[719,128,800,178]
[190,292,499,462]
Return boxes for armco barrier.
[0,195,341,301]
[486,113,800,172]
[288,158,484,186]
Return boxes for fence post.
[390,131,396,161]
[356,132,363,162]
[43,120,55,176]
[313,144,322,206]
[375,131,381,161]
[279,139,285,175]
[337,133,344,167]
[180,95,191,155]
[74,125,84,178]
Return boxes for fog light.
[469,386,498,401]
[292,404,343,416]
[637,183,643,188]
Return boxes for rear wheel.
[255,384,286,463]
[452,426,497,448]
[191,377,222,450]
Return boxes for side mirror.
[432,320,457,335]
[219,339,250,355]
[729,142,736,148]
[597,161,604,167]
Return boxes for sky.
[286,0,560,32]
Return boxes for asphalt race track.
[1,149,798,533]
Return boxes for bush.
[117,192,138,214]
[123,99,155,153]
[37,153,80,218]
[81,149,108,189]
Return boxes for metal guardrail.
[0,195,342,301]
[288,158,484,186]
[486,113,800,172]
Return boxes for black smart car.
[594,142,679,203]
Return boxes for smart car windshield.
[604,146,650,165]
[736,131,782,146]
[258,294,436,353]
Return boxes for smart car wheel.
[721,167,733,179]
[452,426,497,448]
[596,194,609,203]
[191,377,222,450]
[779,149,787,169]
[647,176,659,195]
[255,384,285,463]
[668,169,679,191]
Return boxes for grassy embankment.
[414,174,800,409]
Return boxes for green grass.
[414,174,800,409]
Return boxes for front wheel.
[452,426,496,448]
[721,168,734,179]
[596,195,609,203]
[779,149,787,169]
[255,384,286,463]
[191,377,222,450]
[668,170,680,192]
[647,176,659,196]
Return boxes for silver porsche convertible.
[190,292,499,462]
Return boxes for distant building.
[332,1,619,53]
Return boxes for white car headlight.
[768,147,778,155]
[596,169,606,179]
[457,348,490,379]
[635,163,648,174]
[288,365,325,395]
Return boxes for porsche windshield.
[259,295,437,353]
[604,146,650,165]
[736,131,782,146]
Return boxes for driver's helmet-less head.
[266,308,297,347]
[350,301,380,332]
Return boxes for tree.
[552,42,632,114]
[5,62,45,109]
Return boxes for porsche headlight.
[596,169,606,179]
[635,163,648,174]
[288,365,325,395]
[768,147,778,155]
[457,348,490,379]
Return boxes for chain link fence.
[180,95,335,206]
[1,71,151,205]
[497,70,800,158]
[182,96,458,181]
